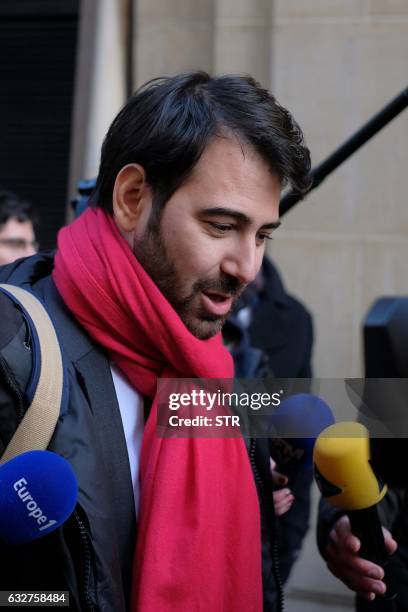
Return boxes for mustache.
[194,275,245,298]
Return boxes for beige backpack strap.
[0,284,63,464]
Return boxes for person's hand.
[325,515,398,601]
[270,458,294,516]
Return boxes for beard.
[133,225,244,340]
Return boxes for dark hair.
[0,190,38,230]
[94,71,311,215]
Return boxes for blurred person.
[0,72,311,611]
[230,257,314,582]
[0,190,38,264]
[235,257,313,378]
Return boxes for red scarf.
[53,207,262,611]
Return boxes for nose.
[221,239,261,286]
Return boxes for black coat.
[248,257,313,379]
[0,254,135,611]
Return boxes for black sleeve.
[0,376,18,456]
[297,310,314,378]
[377,488,406,531]
[0,291,31,455]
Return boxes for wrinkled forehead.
[188,135,278,181]
[175,137,281,223]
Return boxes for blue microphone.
[269,393,335,481]
[0,450,78,545]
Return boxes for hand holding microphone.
[325,515,396,602]
[314,422,398,602]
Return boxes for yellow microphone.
[314,422,397,600]
[313,421,387,509]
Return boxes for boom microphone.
[0,450,78,545]
[314,421,397,600]
[269,393,335,483]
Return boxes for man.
[0,72,310,611]
[0,190,38,264]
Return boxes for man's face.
[134,137,281,339]
[0,218,37,265]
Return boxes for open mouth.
[201,291,233,317]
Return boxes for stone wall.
[271,0,408,379]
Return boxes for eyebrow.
[199,207,281,230]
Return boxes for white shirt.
[110,364,144,516]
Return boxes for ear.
[112,164,150,233]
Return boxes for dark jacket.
[0,254,281,612]
[0,254,136,611]
[248,257,313,379]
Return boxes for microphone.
[314,421,397,600]
[0,450,78,545]
[269,393,335,483]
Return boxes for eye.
[256,233,273,244]
[208,222,233,234]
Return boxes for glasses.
[0,238,39,251]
